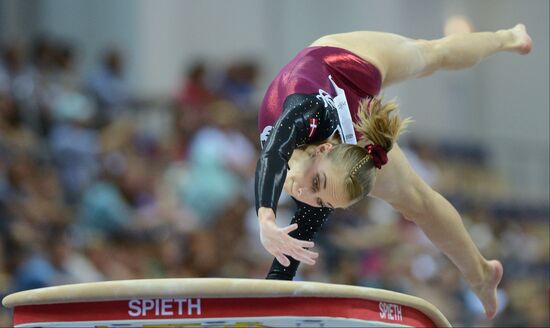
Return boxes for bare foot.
[510,24,532,54]
[472,260,503,319]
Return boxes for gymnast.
[255,23,532,319]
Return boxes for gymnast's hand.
[258,207,319,267]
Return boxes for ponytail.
[326,95,412,206]
[354,96,411,152]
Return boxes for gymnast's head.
[283,96,411,208]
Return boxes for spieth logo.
[128,298,201,317]
[308,118,318,138]
[379,302,403,321]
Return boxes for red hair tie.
[366,144,388,169]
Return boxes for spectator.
[219,59,259,110]
[87,48,130,125]
[175,60,216,112]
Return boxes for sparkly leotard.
[255,46,382,280]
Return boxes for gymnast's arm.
[255,94,331,266]
[255,93,331,213]
[266,201,333,280]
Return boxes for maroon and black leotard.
[255,46,382,280]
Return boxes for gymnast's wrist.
[258,207,276,223]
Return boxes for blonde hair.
[325,96,412,205]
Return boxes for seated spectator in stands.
[87,48,130,124]
[219,59,259,110]
[13,225,103,291]
[49,90,99,203]
[175,60,216,112]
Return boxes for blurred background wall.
[0,1,548,327]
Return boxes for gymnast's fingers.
[288,249,316,265]
[281,223,299,234]
[295,239,315,249]
[284,242,318,264]
[297,247,319,259]
[275,252,290,267]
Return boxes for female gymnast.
[255,24,532,319]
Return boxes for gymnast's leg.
[370,143,502,319]
[311,24,532,87]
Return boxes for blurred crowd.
[0,37,548,327]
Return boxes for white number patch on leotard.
[329,75,357,145]
[316,76,357,145]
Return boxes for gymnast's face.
[284,143,349,209]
